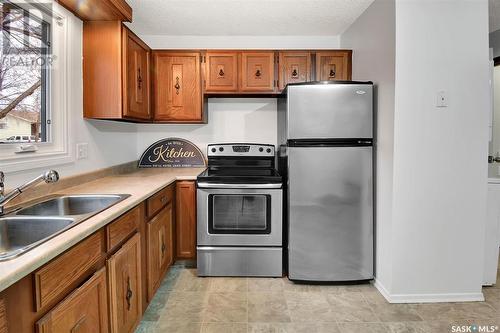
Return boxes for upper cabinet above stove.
[82,41,352,123]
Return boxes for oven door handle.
[197,182,282,189]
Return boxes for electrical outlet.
[76,143,88,160]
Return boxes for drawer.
[106,205,141,252]
[34,231,105,311]
[147,184,174,218]
[36,267,108,333]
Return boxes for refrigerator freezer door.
[288,146,373,281]
[287,84,373,140]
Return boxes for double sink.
[0,194,130,261]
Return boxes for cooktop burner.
[197,143,282,185]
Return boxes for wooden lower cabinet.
[175,181,197,259]
[0,298,7,333]
[35,268,108,333]
[107,233,142,333]
[146,203,174,300]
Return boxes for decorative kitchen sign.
[138,138,206,168]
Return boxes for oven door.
[197,184,282,246]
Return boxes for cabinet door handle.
[291,68,298,77]
[137,68,142,89]
[161,241,166,254]
[125,276,133,311]
[174,76,181,94]
[329,68,336,78]
[218,69,225,77]
[255,69,261,77]
[70,316,87,333]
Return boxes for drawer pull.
[125,277,133,311]
[160,196,167,204]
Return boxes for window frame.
[0,1,74,172]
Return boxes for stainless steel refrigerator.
[278,81,374,282]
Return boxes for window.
[0,1,50,144]
[0,1,74,172]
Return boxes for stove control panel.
[207,143,275,157]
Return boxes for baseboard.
[373,279,485,303]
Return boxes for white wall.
[7,10,139,188]
[137,98,277,156]
[340,0,396,296]
[389,0,489,301]
[136,35,340,50]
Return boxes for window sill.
[0,150,74,173]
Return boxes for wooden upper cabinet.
[240,52,275,92]
[205,52,238,92]
[57,0,132,22]
[278,52,311,90]
[83,22,150,121]
[176,181,196,260]
[146,203,173,300]
[153,52,203,122]
[123,29,151,120]
[315,51,352,81]
[36,268,109,333]
[107,233,142,333]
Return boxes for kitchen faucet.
[0,170,59,215]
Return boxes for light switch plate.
[76,143,88,160]
[436,91,448,107]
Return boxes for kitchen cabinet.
[83,22,151,121]
[240,52,276,92]
[153,51,204,122]
[278,51,311,90]
[107,233,142,333]
[0,298,6,333]
[205,52,239,92]
[315,51,352,81]
[35,268,108,333]
[57,0,132,22]
[146,203,173,300]
[176,181,197,259]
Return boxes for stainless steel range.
[197,143,283,277]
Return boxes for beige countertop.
[0,167,205,293]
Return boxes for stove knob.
[211,148,216,153]
[219,147,224,152]
[266,148,272,153]
[259,147,264,152]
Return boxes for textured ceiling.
[126,0,374,36]
[491,0,500,32]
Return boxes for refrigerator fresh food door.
[287,83,373,140]
[288,145,373,281]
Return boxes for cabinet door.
[205,52,238,92]
[147,204,173,300]
[107,233,142,333]
[278,52,311,90]
[315,51,352,81]
[36,268,108,333]
[123,29,150,120]
[176,181,196,259]
[153,52,202,122]
[240,52,275,92]
[0,298,6,333]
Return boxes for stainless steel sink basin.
[0,193,130,261]
[16,194,129,216]
[0,217,75,261]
